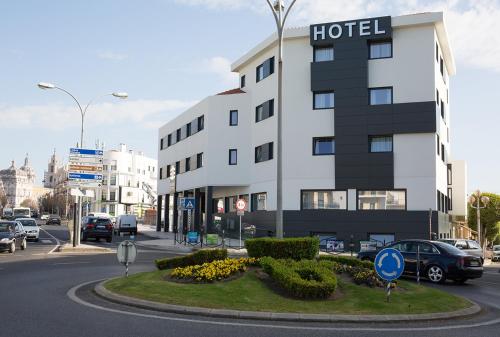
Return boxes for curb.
[94,280,481,323]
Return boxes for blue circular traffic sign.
[374,248,405,281]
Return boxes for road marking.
[67,279,500,332]
[40,228,61,254]
[41,239,52,244]
[53,261,90,266]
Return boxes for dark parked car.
[358,239,483,284]
[81,217,113,242]
[0,221,27,253]
[46,215,61,225]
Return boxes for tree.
[468,192,500,246]
[21,198,38,211]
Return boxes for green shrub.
[155,249,227,270]
[318,255,374,269]
[260,257,337,299]
[245,237,319,260]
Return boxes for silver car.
[492,245,500,262]
[440,239,484,264]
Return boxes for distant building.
[44,150,62,189]
[0,155,36,207]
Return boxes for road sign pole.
[239,215,242,249]
[416,245,421,285]
[386,281,391,302]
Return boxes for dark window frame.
[160,138,164,150]
[255,99,274,123]
[197,153,203,169]
[255,142,274,163]
[448,187,453,211]
[313,45,334,62]
[251,192,267,211]
[368,135,393,153]
[447,164,452,185]
[369,87,393,105]
[312,137,335,156]
[356,189,407,211]
[240,75,246,88]
[228,149,237,165]
[229,110,238,126]
[368,39,393,60]
[256,56,275,82]
[313,91,335,110]
[300,189,348,210]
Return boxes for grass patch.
[105,270,471,315]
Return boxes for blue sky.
[0,0,499,194]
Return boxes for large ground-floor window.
[301,190,347,210]
[358,190,406,210]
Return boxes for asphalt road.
[2,226,500,337]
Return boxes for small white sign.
[236,199,246,211]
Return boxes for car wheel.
[21,238,27,250]
[427,265,446,284]
[9,242,15,253]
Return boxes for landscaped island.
[104,238,472,315]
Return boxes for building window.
[159,167,163,180]
[448,187,453,210]
[185,157,191,172]
[110,191,116,201]
[441,144,445,162]
[175,161,180,175]
[301,190,347,210]
[229,110,238,126]
[313,137,335,155]
[166,165,171,178]
[251,192,267,211]
[167,134,172,146]
[436,89,440,104]
[176,128,181,142]
[440,57,444,76]
[369,233,395,248]
[240,75,246,88]
[447,164,452,185]
[436,42,439,62]
[441,101,445,120]
[255,142,273,163]
[160,138,164,150]
[229,149,237,165]
[255,99,274,122]
[227,196,238,212]
[358,190,406,210]
[314,45,334,62]
[197,153,203,168]
[110,175,117,186]
[313,92,334,109]
[109,204,115,215]
[369,87,392,105]
[198,115,204,131]
[437,134,440,155]
[256,56,275,82]
[369,136,393,153]
[369,40,392,59]
[186,123,191,137]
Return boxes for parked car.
[40,213,49,221]
[0,221,27,253]
[492,245,500,262]
[357,239,483,284]
[46,214,61,225]
[114,214,137,236]
[16,218,39,241]
[440,239,484,263]
[81,217,113,242]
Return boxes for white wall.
[450,160,467,218]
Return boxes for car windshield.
[19,219,37,227]
[88,218,109,224]
[494,246,500,251]
[0,223,13,232]
[433,241,467,255]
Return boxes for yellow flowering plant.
[170,258,258,282]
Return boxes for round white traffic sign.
[117,240,137,265]
[236,199,246,211]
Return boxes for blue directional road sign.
[374,248,405,282]
[70,148,104,156]
[180,197,196,210]
[68,173,103,180]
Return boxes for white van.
[114,215,137,236]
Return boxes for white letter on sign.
[344,22,357,37]
[313,25,325,40]
[375,19,386,35]
[359,21,371,36]
[328,24,342,39]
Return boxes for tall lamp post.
[469,190,490,249]
[265,0,297,239]
[37,82,128,246]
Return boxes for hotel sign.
[310,16,391,43]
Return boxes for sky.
[0,0,499,194]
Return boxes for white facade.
[0,156,36,207]
[157,12,466,243]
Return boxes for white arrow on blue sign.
[374,248,405,282]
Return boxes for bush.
[155,249,227,270]
[171,257,257,282]
[260,257,337,299]
[245,237,319,260]
[318,255,374,269]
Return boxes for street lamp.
[265,0,297,239]
[469,190,490,249]
[37,82,128,147]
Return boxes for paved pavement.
[2,223,500,336]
